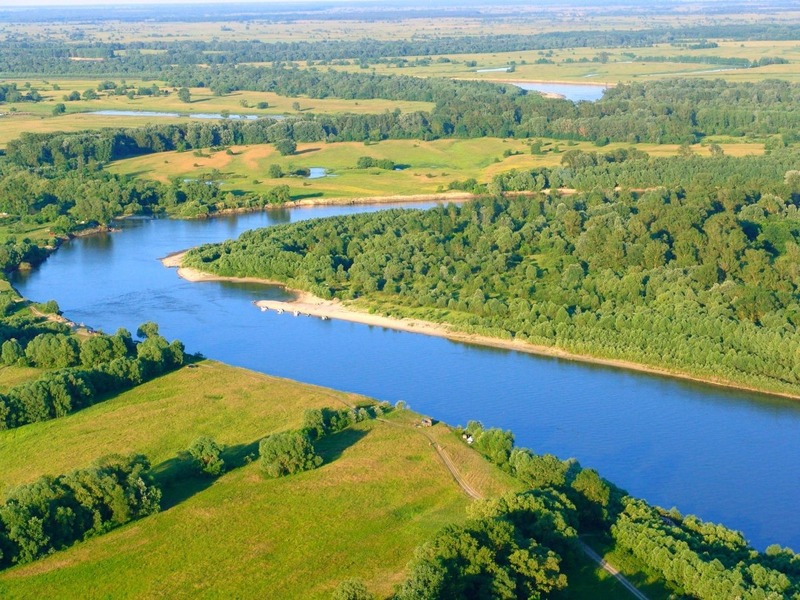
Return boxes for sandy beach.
[161,251,800,401]
[273,191,475,209]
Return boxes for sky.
[2,0,345,6]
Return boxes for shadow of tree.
[293,147,321,155]
[152,452,211,510]
[221,439,261,470]
[152,426,368,511]
[314,427,369,465]
[291,191,324,201]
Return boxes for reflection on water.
[11,204,800,551]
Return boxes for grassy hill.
[0,361,519,598]
[0,361,647,598]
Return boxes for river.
[11,205,800,551]
[513,82,608,102]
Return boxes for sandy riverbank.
[162,251,291,287]
[162,253,800,402]
[275,191,475,209]
[255,294,800,401]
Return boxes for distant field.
[315,40,800,85]
[4,10,800,43]
[0,80,433,148]
[106,139,764,200]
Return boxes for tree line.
[0,316,186,430]
[0,454,161,567]
[9,78,800,173]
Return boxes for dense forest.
[184,163,800,394]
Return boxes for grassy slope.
[0,360,636,599]
[0,361,358,491]
[0,366,45,390]
[106,139,763,200]
[0,361,514,598]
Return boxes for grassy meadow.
[106,138,764,200]
[317,40,800,85]
[0,359,640,599]
[0,361,507,598]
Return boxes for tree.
[268,164,283,178]
[81,89,98,101]
[24,333,80,369]
[292,101,301,111]
[51,103,66,116]
[265,185,291,204]
[396,517,566,600]
[275,138,297,156]
[177,87,191,103]
[136,322,159,339]
[1,339,24,366]
[188,436,225,476]
[332,579,374,600]
[259,431,322,477]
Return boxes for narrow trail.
[416,428,483,500]
[579,541,650,600]
[323,393,646,599]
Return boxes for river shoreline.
[162,252,800,402]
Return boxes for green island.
[1,0,800,598]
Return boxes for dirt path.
[321,391,646,598]
[579,541,650,600]
[416,428,483,500]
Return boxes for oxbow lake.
[12,204,800,551]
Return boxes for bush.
[259,431,322,478]
[188,436,225,476]
[332,578,374,600]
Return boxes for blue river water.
[513,82,608,102]
[11,204,800,551]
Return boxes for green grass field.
[0,360,643,598]
[307,40,800,85]
[0,361,509,598]
[106,138,764,200]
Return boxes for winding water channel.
[11,204,800,551]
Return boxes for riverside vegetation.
[184,154,800,396]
